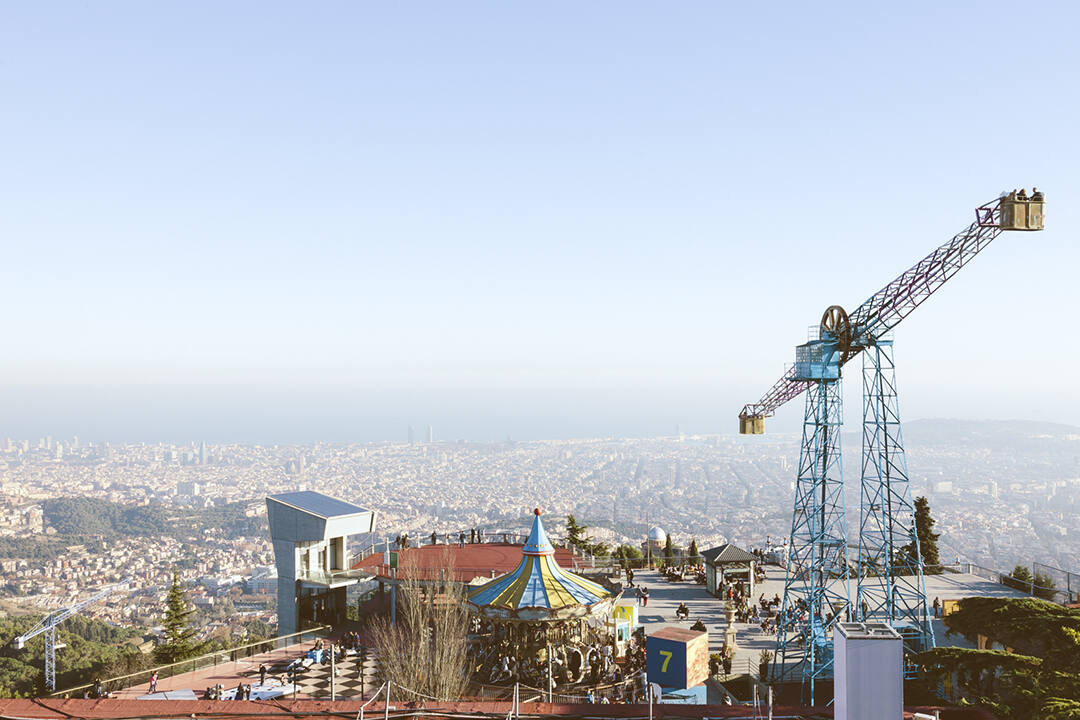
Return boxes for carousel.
[466,509,629,693]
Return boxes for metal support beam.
[773,377,850,705]
[856,339,935,662]
[45,621,56,691]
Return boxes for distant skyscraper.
[427,425,433,443]
[54,443,63,461]
[408,425,415,445]
[199,442,208,465]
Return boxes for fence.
[958,562,1074,605]
[350,533,534,569]
[52,624,330,699]
[585,554,709,572]
[1034,562,1080,605]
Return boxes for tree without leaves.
[154,568,200,664]
[368,550,469,700]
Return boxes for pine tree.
[688,538,699,560]
[155,568,199,664]
[663,533,674,560]
[1033,571,1057,601]
[1003,564,1034,592]
[900,496,941,574]
[565,514,588,551]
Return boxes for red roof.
[353,542,583,582]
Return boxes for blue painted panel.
[647,635,688,689]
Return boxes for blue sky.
[1,2,1077,442]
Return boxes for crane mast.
[12,581,126,691]
[742,189,1045,704]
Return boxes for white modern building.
[266,491,377,637]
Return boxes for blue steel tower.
[856,337,935,665]
[738,190,1045,704]
[773,314,851,705]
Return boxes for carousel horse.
[564,645,586,684]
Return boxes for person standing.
[148,670,158,693]
[933,597,941,617]
[641,586,649,607]
[259,664,267,687]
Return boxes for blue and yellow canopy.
[467,509,614,621]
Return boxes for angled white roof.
[267,491,370,518]
[266,491,376,543]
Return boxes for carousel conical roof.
[466,509,614,621]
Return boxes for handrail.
[351,533,534,568]
[357,681,387,720]
[51,624,331,698]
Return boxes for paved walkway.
[112,635,381,700]
[630,568,770,680]
[628,564,1031,682]
[110,566,1026,700]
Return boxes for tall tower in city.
[199,441,208,465]
[427,424,433,443]
[408,425,415,445]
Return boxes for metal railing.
[944,561,1076,605]
[350,533,533,569]
[1033,561,1080,605]
[52,624,330,698]
[297,567,374,586]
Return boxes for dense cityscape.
[1,418,1076,644]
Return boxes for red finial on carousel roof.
[534,507,542,516]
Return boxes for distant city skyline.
[2,3,1077,441]
[0,382,1076,445]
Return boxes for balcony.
[297,567,374,588]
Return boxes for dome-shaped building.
[648,527,667,544]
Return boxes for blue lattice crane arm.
[11,580,127,691]
[738,189,1044,434]
[12,584,117,646]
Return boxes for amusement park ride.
[738,189,1045,703]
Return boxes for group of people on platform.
[396,528,507,549]
[659,562,707,584]
[468,619,659,703]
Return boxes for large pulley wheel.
[820,305,852,361]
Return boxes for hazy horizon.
[2,3,1077,441]
[1,383,1076,445]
